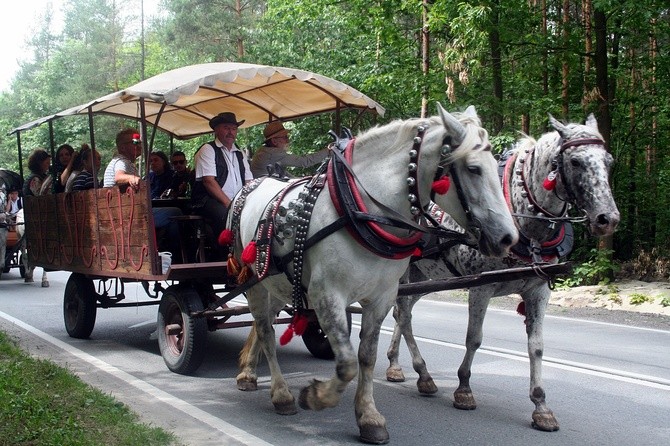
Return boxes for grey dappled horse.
[386,114,619,432]
[231,104,518,444]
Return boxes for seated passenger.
[170,151,194,197]
[250,122,329,178]
[69,146,102,192]
[23,149,52,197]
[148,151,176,199]
[103,129,182,258]
[191,112,253,239]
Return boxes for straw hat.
[263,121,290,140]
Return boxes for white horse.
[16,208,49,287]
[229,104,518,444]
[385,114,620,432]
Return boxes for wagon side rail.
[23,183,162,279]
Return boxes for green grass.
[0,331,178,446]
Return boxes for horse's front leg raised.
[453,290,492,410]
[299,296,357,412]
[247,288,297,415]
[523,286,559,432]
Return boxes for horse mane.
[354,110,489,162]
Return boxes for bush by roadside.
[0,330,179,446]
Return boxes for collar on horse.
[500,150,573,262]
[326,127,470,260]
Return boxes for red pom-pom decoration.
[218,229,234,246]
[241,241,257,264]
[293,313,309,336]
[279,325,294,346]
[516,301,526,316]
[431,176,451,195]
[412,247,422,257]
[543,171,558,191]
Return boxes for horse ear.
[585,113,598,129]
[463,105,477,118]
[437,103,466,146]
[548,114,567,137]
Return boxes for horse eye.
[570,159,581,168]
[467,166,481,175]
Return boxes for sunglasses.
[172,160,186,165]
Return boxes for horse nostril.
[597,214,610,225]
[501,233,516,248]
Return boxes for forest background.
[0,0,668,282]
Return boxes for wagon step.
[397,262,573,296]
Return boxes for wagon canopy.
[9,62,384,139]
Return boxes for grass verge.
[0,330,178,446]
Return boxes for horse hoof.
[532,410,560,432]
[453,389,477,410]
[385,366,405,383]
[236,377,258,391]
[359,424,390,444]
[273,401,298,416]
[417,378,438,395]
[25,278,34,283]
[298,383,327,411]
[42,282,50,288]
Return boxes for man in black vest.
[191,112,253,240]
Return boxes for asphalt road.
[1,269,669,446]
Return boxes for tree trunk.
[561,0,570,118]
[489,0,503,134]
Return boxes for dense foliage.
[0,0,668,270]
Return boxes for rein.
[327,129,470,259]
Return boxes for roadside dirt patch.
[550,280,670,316]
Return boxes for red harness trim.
[327,139,423,259]
[502,153,565,262]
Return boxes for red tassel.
[218,229,234,246]
[293,314,309,336]
[279,325,294,346]
[412,247,422,257]
[516,301,526,317]
[431,176,451,195]
[227,254,241,276]
[543,171,557,190]
[241,241,257,264]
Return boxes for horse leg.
[355,299,394,444]
[523,285,560,432]
[237,321,261,391]
[385,302,406,382]
[247,288,297,415]
[41,270,49,287]
[386,294,437,394]
[453,289,491,410]
[298,295,358,412]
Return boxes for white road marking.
[0,310,273,446]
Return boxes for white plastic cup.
[159,252,172,274]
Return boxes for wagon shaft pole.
[397,262,573,296]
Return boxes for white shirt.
[194,138,253,200]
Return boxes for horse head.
[432,104,518,257]
[547,114,620,237]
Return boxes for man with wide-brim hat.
[192,112,253,250]
[250,121,329,178]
